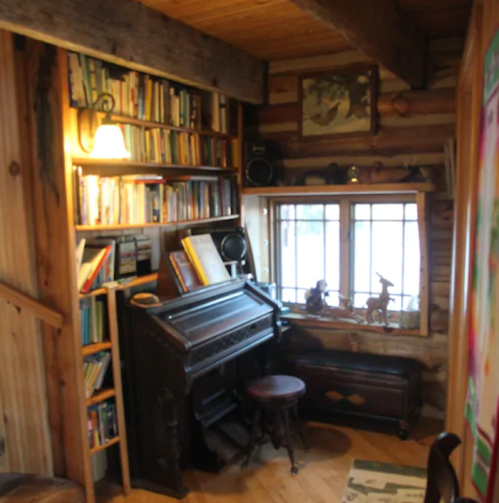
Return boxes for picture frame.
[299,65,378,139]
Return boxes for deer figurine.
[365,273,394,325]
[329,295,364,323]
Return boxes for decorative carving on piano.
[191,316,273,365]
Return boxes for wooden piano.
[117,278,281,498]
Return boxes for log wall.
[245,39,461,419]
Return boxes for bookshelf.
[58,47,245,503]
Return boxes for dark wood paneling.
[0,0,264,103]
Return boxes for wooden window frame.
[270,193,429,337]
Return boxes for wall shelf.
[242,182,435,197]
[90,437,120,455]
[82,342,113,356]
[75,214,239,231]
[281,313,423,337]
[86,388,116,406]
[109,113,238,140]
[72,158,238,173]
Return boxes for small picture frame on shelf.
[299,65,378,139]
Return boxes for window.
[276,199,421,312]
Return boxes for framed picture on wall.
[299,65,378,139]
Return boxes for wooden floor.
[97,421,441,503]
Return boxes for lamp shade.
[89,124,131,159]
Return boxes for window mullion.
[340,199,351,301]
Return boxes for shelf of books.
[73,171,240,229]
[68,51,241,171]
[64,47,244,503]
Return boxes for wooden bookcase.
[21,42,244,503]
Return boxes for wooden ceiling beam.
[287,0,427,88]
[0,0,264,103]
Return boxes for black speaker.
[190,227,248,264]
[245,141,276,187]
[210,227,247,263]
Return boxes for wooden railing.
[0,281,64,329]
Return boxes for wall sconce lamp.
[78,93,130,159]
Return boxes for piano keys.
[118,279,281,498]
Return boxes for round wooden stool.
[244,375,307,474]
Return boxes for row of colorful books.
[122,126,199,165]
[74,174,236,226]
[121,124,238,168]
[80,296,107,345]
[87,401,118,449]
[68,52,230,132]
[200,136,239,168]
[83,351,111,399]
[76,239,115,293]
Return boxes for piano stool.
[243,375,308,474]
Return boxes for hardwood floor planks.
[96,422,438,503]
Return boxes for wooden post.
[22,41,94,499]
[340,200,351,300]
[106,288,131,495]
[447,2,483,494]
[416,192,429,337]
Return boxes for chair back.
[424,432,461,503]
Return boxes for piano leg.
[243,408,261,468]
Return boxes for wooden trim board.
[0,281,64,329]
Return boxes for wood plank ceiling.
[137,0,472,61]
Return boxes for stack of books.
[83,351,111,399]
[68,51,224,131]
[167,234,231,294]
[77,239,115,293]
[122,126,200,165]
[74,173,236,226]
[87,401,118,449]
[80,297,107,345]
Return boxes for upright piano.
[118,279,281,498]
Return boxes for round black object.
[246,157,273,186]
[220,233,247,262]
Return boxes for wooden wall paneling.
[23,42,94,498]
[0,29,52,475]
[0,0,264,104]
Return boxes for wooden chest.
[292,350,423,439]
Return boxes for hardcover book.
[181,234,231,286]
[169,251,202,293]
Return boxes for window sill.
[281,313,423,337]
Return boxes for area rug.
[341,460,427,503]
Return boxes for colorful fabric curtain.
[468,27,499,503]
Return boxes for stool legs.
[282,409,298,474]
[292,405,308,450]
[243,408,261,468]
